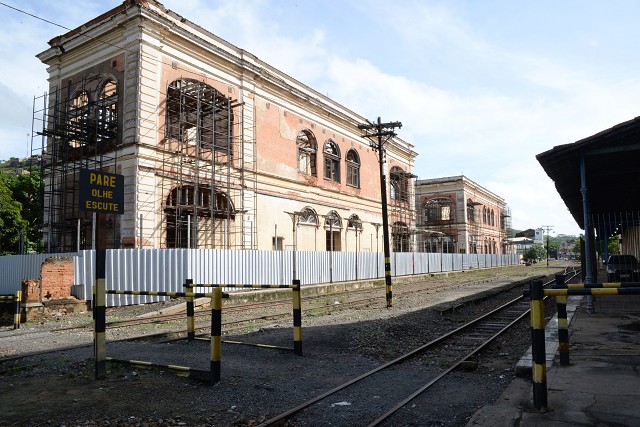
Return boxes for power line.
[0,2,207,84]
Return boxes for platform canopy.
[536,116,640,230]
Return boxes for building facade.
[35,0,416,253]
[414,176,511,254]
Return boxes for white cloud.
[3,0,638,236]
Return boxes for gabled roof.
[536,116,640,229]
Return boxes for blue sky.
[2,0,639,237]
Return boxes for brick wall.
[40,257,75,300]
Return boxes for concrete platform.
[467,295,640,427]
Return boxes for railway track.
[257,267,580,427]
[0,271,534,338]
[0,267,571,364]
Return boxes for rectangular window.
[347,164,359,187]
[272,236,284,251]
[324,159,340,182]
[441,206,451,221]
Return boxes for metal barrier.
[184,279,303,356]
[0,291,22,329]
[529,279,640,410]
[93,282,228,385]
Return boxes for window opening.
[165,185,235,248]
[166,79,233,154]
[96,79,118,149]
[424,198,453,222]
[299,207,319,226]
[297,130,317,176]
[273,236,284,251]
[346,149,360,188]
[392,221,410,252]
[324,210,342,251]
[323,140,340,182]
[390,166,408,202]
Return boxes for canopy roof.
[537,116,640,230]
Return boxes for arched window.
[68,90,89,148]
[347,214,362,230]
[324,210,342,251]
[166,79,233,154]
[469,235,478,254]
[165,185,234,248]
[346,149,360,188]
[323,140,340,182]
[392,221,410,252]
[490,209,495,226]
[483,207,487,224]
[423,234,455,253]
[424,198,453,223]
[390,166,409,202]
[467,199,477,222]
[96,79,118,146]
[297,130,317,176]
[298,207,318,226]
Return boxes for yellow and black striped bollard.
[211,287,222,384]
[292,279,302,356]
[530,279,547,410]
[554,274,570,366]
[94,248,107,380]
[185,279,195,341]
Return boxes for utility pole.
[541,225,554,267]
[359,117,402,308]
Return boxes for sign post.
[80,168,124,380]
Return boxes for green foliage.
[0,170,43,254]
[596,235,621,258]
[573,238,582,254]
[524,243,546,261]
[0,174,27,254]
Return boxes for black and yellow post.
[530,279,547,410]
[211,287,222,384]
[292,279,302,356]
[185,279,195,341]
[13,290,22,329]
[94,248,107,380]
[554,274,570,366]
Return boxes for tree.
[572,239,581,254]
[524,243,546,262]
[7,170,43,252]
[0,173,27,254]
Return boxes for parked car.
[605,254,640,282]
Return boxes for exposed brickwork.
[21,279,41,303]
[40,257,76,301]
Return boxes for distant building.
[507,237,535,258]
[414,176,511,254]
[515,228,544,244]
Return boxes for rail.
[257,268,580,426]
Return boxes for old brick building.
[35,0,416,253]
[415,176,511,254]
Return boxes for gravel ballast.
[0,265,567,426]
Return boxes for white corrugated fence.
[0,249,519,307]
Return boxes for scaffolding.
[389,168,416,252]
[32,75,120,253]
[159,78,256,249]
